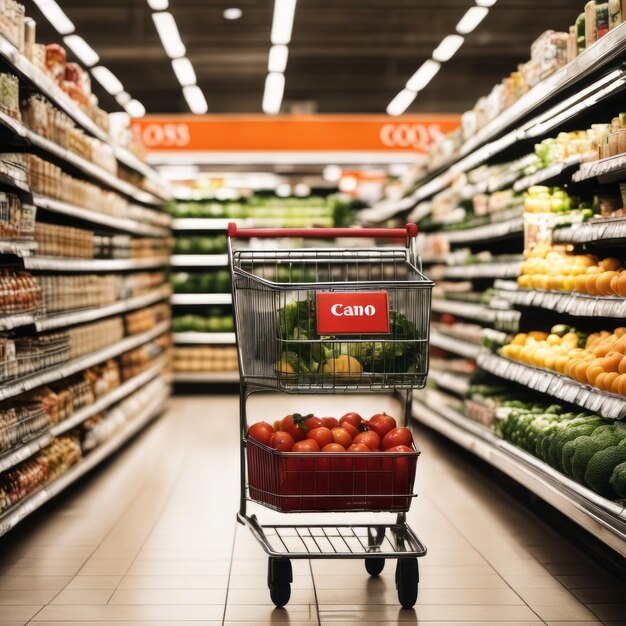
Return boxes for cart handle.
[227,222,418,239]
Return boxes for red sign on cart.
[316,292,390,335]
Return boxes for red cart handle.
[227,222,418,239]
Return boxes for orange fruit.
[613,335,626,355]
[575,360,592,383]
[617,272,626,297]
[602,351,623,373]
[599,371,619,392]
[574,274,587,292]
[587,366,604,386]
[611,374,626,395]
[584,274,600,295]
[619,374,626,396]
[594,372,609,390]
[599,257,622,271]
[618,355,626,374]
[596,271,619,295]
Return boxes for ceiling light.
[223,7,243,20]
[339,176,358,192]
[271,0,297,45]
[91,66,124,95]
[432,34,464,62]
[124,99,146,118]
[456,6,489,34]
[406,60,440,91]
[276,183,291,197]
[115,91,131,106]
[268,44,289,73]
[183,85,208,114]
[323,165,342,182]
[476,0,497,6]
[386,88,417,116]
[63,34,99,67]
[147,0,169,9]
[262,72,285,115]
[32,0,75,35]
[152,12,186,58]
[172,57,197,86]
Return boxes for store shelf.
[412,396,626,556]
[0,161,30,193]
[512,155,582,193]
[171,218,230,231]
[429,368,470,396]
[173,371,239,383]
[552,218,626,245]
[477,350,626,420]
[23,256,169,272]
[170,254,228,267]
[0,239,37,257]
[441,261,522,280]
[33,194,170,237]
[0,389,168,538]
[0,311,36,331]
[573,154,626,183]
[0,320,170,402]
[442,217,524,246]
[170,293,232,305]
[432,299,497,323]
[173,332,236,344]
[430,329,481,359]
[35,286,171,332]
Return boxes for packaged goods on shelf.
[35,222,94,258]
[38,274,118,313]
[1,332,68,383]
[0,153,27,188]
[0,0,25,51]
[0,191,35,239]
[120,337,170,381]
[0,403,48,453]
[0,72,20,119]
[67,317,124,360]
[124,303,170,336]
[174,346,238,373]
[122,272,168,297]
[0,270,41,315]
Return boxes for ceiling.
[25,0,578,115]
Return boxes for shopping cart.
[228,223,433,609]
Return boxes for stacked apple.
[247,412,414,453]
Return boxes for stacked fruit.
[501,325,626,395]
[247,412,415,453]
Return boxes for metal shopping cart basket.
[228,223,434,609]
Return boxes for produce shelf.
[23,256,169,272]
[173,332,236,344]
[429,368,470,396]
[412,395,626,556]
[0,320,170,402]
[170,254,229,267]
[430,299,522,333]
[0,389,168,538]
[170,293,232,306]
[173,371,239,383]
[476,350,626,420]
[35,286,171,332]
[33,194,170,237]
[0,239,37,257]
[573,154,626,183]
[441,261,522,280]
[442,217,524,246]
[430,329,481,359]
[552,218,626,245]
[512,155,582,193]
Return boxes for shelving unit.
[173,332,236,344]
[23,256,169,272]
[430,329,481,359]
[173,371,238,383]
[512,155,582,193]
[440,261,522,280]
[171,294,232,306]
[552,218,626,245]
[170,254,229,267]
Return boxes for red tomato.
[353,430,381,450]
[340,412,363,428]
[367,413,397,438]
[331,427,353,448]
[270,431,295,451]
[292,439,320,452]
[280,416,306,442]
[346,443,370,452]
[247,421,274,445]
[307,427,333,448]
[381,427,413,451]
[322,443,345,452]
[320,417,340,429]
[385,444,413,453]
[341,422,360,440]
[303,416,322,431]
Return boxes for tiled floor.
[1,394,624,625]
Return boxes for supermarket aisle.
[0,395,624,625]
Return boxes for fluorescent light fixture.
[262,72,285,115]
[183,85,208,114]
[33,0,75,35]
[323,165,342,182]
[63,34,99,67]
[386,88,417,116]
[268,44,289,73]
[476,0,497,6]
[223,7,243,19]
[172,57,197,86]
[124,99,146,118]
[456,6,489,34]
[147,0,169,9]
[152,12,186,58]
[432,34,464,62]
[91,65,124,95]
[406,60,440,91]
[271,0,297,44]
[115,91,131,106]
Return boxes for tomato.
[385,444,413,453]
[353,430,381,450]
[280,416,306,442]
[273,419,282,432]
[381,427,413,451]
[322,443,345,452]
[331,427,353,448]
[341,422,360,440]
[340,412,363,428]
[270,431,295,451]
[346,443,370,452]
[307,427,333,448]
[292,439,320,452]
[367,413,397,438]
[303,416,322,431]
[320,417,340,429]
[247,421,274,445]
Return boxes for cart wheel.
[268,558,292,608]
[365,557,385,576]
[395,558,418,609]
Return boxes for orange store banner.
[132,115,459,154]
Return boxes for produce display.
[174,236,227,255]
[173,346,237,373]
[172,312,233,333]
[171,270,231,294]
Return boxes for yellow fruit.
[546,334,561,346]
[554,355,569,373]
[511,333,528,346]
[574,274,587,292]
[584,274,600,295]
[518,275,531,288]
[563,276,576,291]
[614,328,626,338]
[599,257,621,271]
[617,272,626,297]
[528,331,548,341]
[544,353,557,370]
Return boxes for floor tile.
[65,576,123,590]
[50,589,113,604]
[0,589,56,605]
[587,604,626,621]
[108,588,227,605]
[117,575,229,590]
[32,604,225,621]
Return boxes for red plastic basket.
[246,438,419,513]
